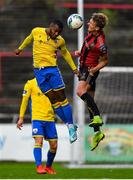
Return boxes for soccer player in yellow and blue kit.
[15,20,79,144]
[17,78,58,174]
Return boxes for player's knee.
[76,88,85,97]
[50,146,57,153]
[34,137,43,146]
[50,141,57,152]
[58,95,66,102]
[50,98,58,104]
[34,142,43,147]
[45,91,58,104]
[76,90,81,97]
[54,89,66,102]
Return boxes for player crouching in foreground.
[17,78,58,174]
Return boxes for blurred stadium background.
[0,0,133,172]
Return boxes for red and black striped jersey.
[79,31,108,68]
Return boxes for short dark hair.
[51,20,64,30]
[92,13,108,29]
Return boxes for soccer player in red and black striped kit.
[75,13,109,150]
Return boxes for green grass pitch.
[0,162,133,179]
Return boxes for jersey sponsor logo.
[33,128,38,134]
[38,39,57,49]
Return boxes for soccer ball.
[67,14,83,29]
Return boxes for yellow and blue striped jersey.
[18,27,77,70]
[19,78,55,121]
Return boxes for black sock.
[80,92,100,116]
[89,111,93,121]
[94,126,100,132]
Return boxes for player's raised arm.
[15,32,33,55]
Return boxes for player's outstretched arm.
[61,48,80,76]
[15,32,33,55]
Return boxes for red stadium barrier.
[57,3,133,9]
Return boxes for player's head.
[48,20,64,39]
[87,13,108,33]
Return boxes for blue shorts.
[32,120,58,140]
[34,67,65,93]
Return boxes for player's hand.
[73,69,80,77]
[17,117,24,130]
[88,67,96,76]
[15,49,22,56]
[75,50,81,57]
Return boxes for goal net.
[95,67,133,124]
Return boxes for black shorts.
[79,67,99,91]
